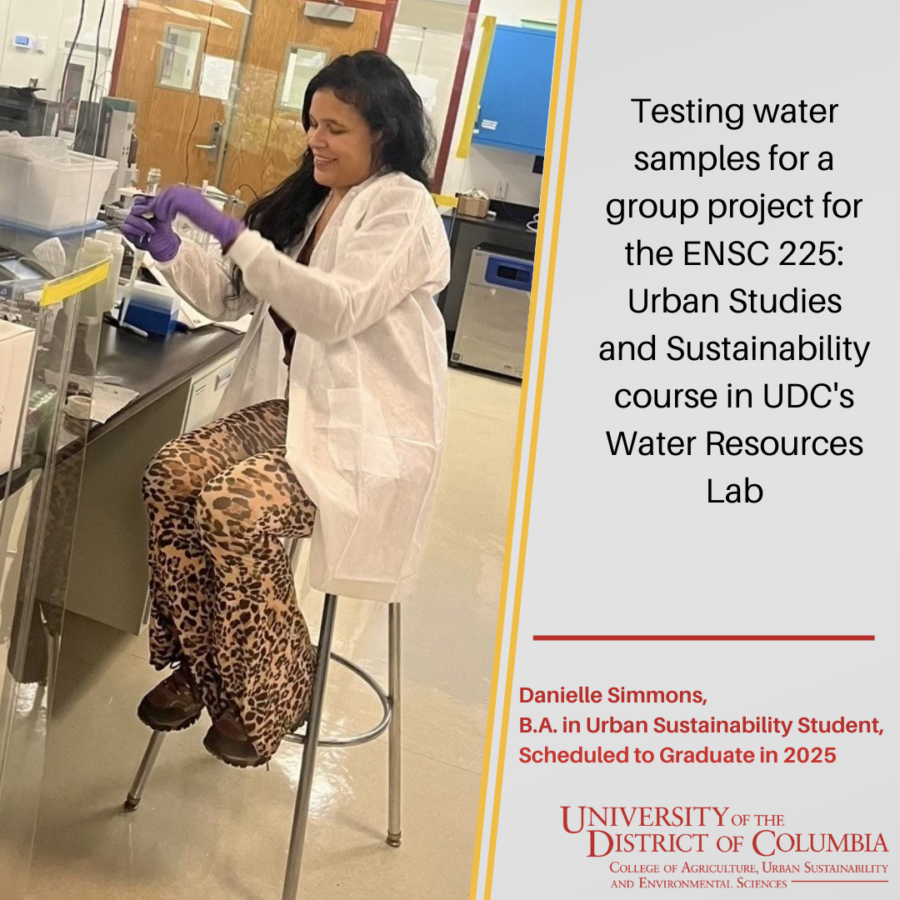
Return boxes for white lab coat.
[158,171,451,604]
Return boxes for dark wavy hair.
[230,50,434,297]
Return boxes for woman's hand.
[120,196,181,262]
[151,186,245,251]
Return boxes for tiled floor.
[22,368,520,900]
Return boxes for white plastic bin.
[0,319,36,477]
[0,150,117,232]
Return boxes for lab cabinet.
[473,26,556,156]
[66,343,239,635]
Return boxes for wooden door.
[218,0,390,199]
[112,0,247,191]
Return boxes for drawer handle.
[215,370,233,391]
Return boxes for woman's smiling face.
[307,89,379,195]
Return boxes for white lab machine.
[73,97,138,206]
[450,244,534,380]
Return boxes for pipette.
[118,246,149,337]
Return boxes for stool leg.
[387,602,402,848]
[281,593,338,900]
[124,730,166,811]
[286,538,302,570]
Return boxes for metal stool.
[123,593,402,900]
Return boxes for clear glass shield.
[0,0,120,888]
[0,256,103,899]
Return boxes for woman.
[121,51,451,768]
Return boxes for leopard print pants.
[141,399,317,759]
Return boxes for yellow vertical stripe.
[481,1,584,897]
[456,16,497,160]
[467,2,580,898]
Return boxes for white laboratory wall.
[0,0,123,102]
[397,0,469,33]
[389,22,461,160]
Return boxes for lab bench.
[64,323,242,634]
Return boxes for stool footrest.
[283,650,391,748]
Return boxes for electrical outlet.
[495,179,509,200]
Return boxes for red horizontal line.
[533,635,875,642]
[792,880,888,883]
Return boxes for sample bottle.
[146,168,162,196]
[95,231,125,309]
[74,238,114,325]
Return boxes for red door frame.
[431,0,481,193]
[109,4,129,95]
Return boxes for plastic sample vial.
[146,168,162,196]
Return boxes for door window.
[157,25,204,92]
[277,46,329,113]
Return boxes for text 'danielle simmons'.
[518,686,706,704]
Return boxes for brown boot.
[138,667,204,731]
[204,703,311,769]
[203,707,269,768]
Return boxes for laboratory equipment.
[73,98,138,206]
[450,244,533,379]
[0,85,59,137]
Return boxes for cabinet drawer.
[182,350,238,433]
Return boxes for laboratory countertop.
[445,211,539,240]
[0,322,243,498]
[90,322,243,441]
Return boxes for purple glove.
[120,195,181,262]
[152,186,244,251]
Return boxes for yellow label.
[432,193,459,208]
[40,260,111,308]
